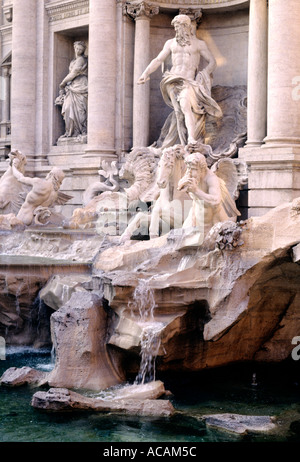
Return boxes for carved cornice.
[0,24,12,39]
[45,0,89,23]
[123,0,249,10]
[124,1,159,20]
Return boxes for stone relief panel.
[45,0,89,23]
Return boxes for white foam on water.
[5,346,51,356]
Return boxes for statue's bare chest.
[171,43,200,64]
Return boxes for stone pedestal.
[240,147,300,217]
[240,0,300,217]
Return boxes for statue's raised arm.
[137,40,173,85]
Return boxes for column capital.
[124,1,159,21]
[178,8,203,25]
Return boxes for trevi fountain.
[0,0,300,445]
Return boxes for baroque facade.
[0,0,299,218]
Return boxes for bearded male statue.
[138,14,222,148]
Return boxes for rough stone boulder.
[39,274,92,311]
[0,269,51,347]
[31,385,175,417]
[41,199,300,388]
[97,199,300,373]
[0,366,47,387]
[47,291,125,391]
[94,234,168,273]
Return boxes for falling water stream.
[129,279,164,385]
[134,321,164,385]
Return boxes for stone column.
[126,1,159,147]
[1,65,10,123]
[245,0,268,147]
[11,0,37,165]
[85,0,117,160]
[264,0,300,146]
[239,0,300,217]
[0,65,11,159]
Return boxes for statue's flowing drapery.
[61,59,88,137]
[157,69,222,148]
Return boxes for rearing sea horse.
[119,145,190,242]
[148,144,190,238]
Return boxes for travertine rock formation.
[2,199,300,392]
[95,198,300,373]
[31,386,175,417]
[39,274,92,311]
[199,414,277,435]
[0,270,52,347]
[47,292,124,391]
[0,366,47,387]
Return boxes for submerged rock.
[31,386,175,417]
[200,413,277,435]
[0,366,47,387]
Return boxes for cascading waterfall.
[177,255,192,272]
[129,278,156,322]
[62,284,71,305]
[129,279,164,385]
[134,322,164,385]
[4,274,9,295]
[51,343,56,365]
[15,291,21,316]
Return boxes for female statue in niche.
[55,41,88,141]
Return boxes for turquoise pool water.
[0,348,300,443]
